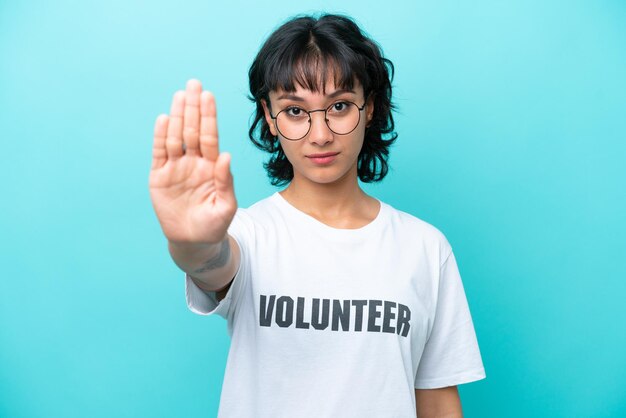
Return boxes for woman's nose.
[307,110,333,145]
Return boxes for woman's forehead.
[270,79,364,100]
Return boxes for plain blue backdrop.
[1,1,625,417]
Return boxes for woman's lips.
[306,152,339,165]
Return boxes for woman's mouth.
[306,152,339,165]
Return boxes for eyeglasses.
[269,101,367,141]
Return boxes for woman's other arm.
[415,386,463,418]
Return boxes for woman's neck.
[278,168,379,229]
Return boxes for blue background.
[1,1,625,417]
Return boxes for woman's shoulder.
[236,193,279,216]
[381,200,453,254]
[230,193,286,229]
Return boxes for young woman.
[149,13,485,418]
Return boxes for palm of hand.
[149,80,236,244]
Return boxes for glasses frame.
[269,100,367,141]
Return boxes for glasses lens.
[276,108,310,140]
[326,102,360,135]
[274,102,362,140]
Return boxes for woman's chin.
[293,168,354,186]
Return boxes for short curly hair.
[248,13,397,187]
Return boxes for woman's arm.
[415,386,463,418]
[149,79,240,291]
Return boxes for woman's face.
[262,79,375,187]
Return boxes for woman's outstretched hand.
[149,79,237,245]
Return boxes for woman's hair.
[248,13,397,186]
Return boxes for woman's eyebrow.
[275,89,356,101]
[328,89,356,98]
[275,94,305,101]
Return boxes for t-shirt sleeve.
[184,208,254,322]
[414,247,486,389]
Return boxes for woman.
[149,13,485,418]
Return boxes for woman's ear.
[261,99,278,137]
[365,93,375,127]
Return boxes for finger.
[152,114,169,169]
[166,91,185,159]
[183,79,202,156]
[200,91,219,161]
[215,152,236,207]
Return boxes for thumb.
[214,152,236,205]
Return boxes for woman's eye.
[331,102,349,112]
[286,107,305,117]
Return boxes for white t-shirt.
[185,192,486,418]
